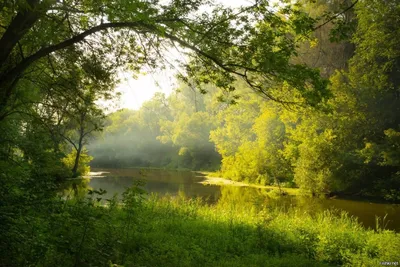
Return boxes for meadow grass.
[125,194,399,266]
[3,190,400,267]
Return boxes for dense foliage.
[215,0,400,199]
[1,0,400,265]
[0,0,332,192]
[89,0,400,201]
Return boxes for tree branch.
[61,134,79,151]
[17,42,25,60]
[0,20,177,89]
[313,0,359,31]
[0,0,42,67]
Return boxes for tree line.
[90,0,400,200]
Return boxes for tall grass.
[2,189,399,267]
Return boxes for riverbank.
[197,171,300,195]
[4,191,399,267]
[86,167,398,204]
[197,172,400,203]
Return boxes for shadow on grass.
[2,191,399,267]
[123,200,332,267]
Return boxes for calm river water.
[87,168,400,232]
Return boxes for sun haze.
[114,0,250,111]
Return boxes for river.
[87,168,400,232]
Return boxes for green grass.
[2,189,399,267]
[198,171,301,195]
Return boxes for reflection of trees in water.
[63,178,91,199]
[216,186,284,212]
[215,187,265,215]
[88,171,222,202]
[215,187,336,218]
[93,168,198,183]
[216,189,400,231]
[84,169,400,231]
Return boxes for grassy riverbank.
[3,186,399,267]
[198,171,300,195]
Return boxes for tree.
[0,0,331,123]
[293,0,356,77]
[88,95,180,169]
[62,102,104,177]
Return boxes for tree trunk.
[72,144,82,178]
[72,115,86,177]
[0,0,41,67]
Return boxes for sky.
[113,69,176,111]
[112,0,249,111]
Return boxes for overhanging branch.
[313,0,359,31]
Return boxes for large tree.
[0,0,332,122]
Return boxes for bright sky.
[114,70,177,111]
[112,0,249,111]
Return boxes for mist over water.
[88,89,222,171]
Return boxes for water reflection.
[86,168,221,203]
[81,168,400,231]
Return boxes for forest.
[90,0,400,200]
[0,0,399,266]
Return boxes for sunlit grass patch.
[3,190,399,267]
[198,172,301,195]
